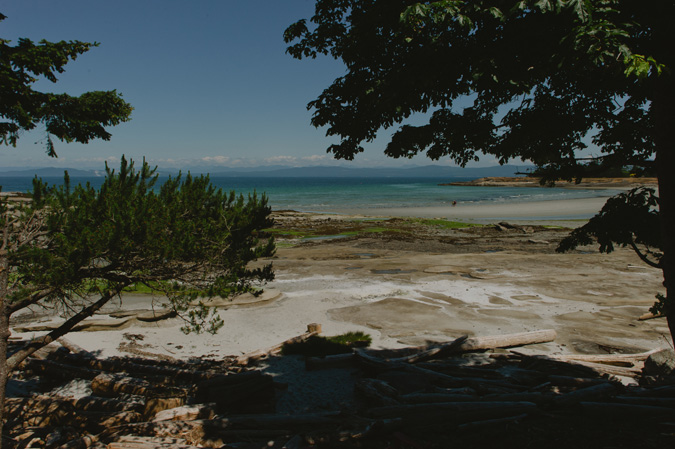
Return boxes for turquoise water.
[0,176,620,213]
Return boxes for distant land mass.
[0,164,532,179]
[0,167,106,177]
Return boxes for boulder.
[643,349,675,377]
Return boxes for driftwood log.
[236,323,322,365]
[390,330,557,364]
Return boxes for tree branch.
[629,240,662,268]
[6,283,129,371]
[7,288,55,315]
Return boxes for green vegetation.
[0,158,275,438]
[282,331,372,357]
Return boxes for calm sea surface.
[0,176,621,213]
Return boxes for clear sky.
[1,0,497,171]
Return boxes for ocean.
[0,175,620,214]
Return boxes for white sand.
[331,196,610,223]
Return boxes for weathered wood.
[354,378,400,406]
[547,349,660,364]
[415,361,506,380]
[547,375,612,388]
[393,335,469,363]
[144,397,186,420]
[5,395,78,428]
[564,359,643,377]
[480,392,555,405]
[107,435,200,449]
[195,371,275,412]
[367,401,538,424]
[91,373,186,398]
[31,342,66,360]
[20,357,102,380]
[580,401,674,416]
[109,413,344,440]
[553,382,617,406]
[99,411,144,428]
[305,353,355,370]
[390,330,557,364]
[236,324,322,365]
[612,396,675,407]
[456,413,529,432]
[55,351,228,384]
[153,403,218,422]
[400,393,477,404]
[71,395,143,412]
[57,337,95,358]
[55,434,98,449]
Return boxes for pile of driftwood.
[5,327,675,448]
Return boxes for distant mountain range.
[0,164,532,179]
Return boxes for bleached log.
[580,401,674,416]
[547,375,615,388]
[553,382,617,406]
[563,359,643,377]
[153,403,217,422]
[367,401,538,423]
[547,349,660,364]
[108,413,344,440]
[236,324,322,365]
[59,352,225,384]
[390,330,557,364]
[5,395,77,428]
[354,378,400,406]
[57,337,95,358]
[71,395,143,412]
[456,413,529,432]
[99,411,144,428]
[194,371,275,412]
[480,392,555,404]
[55,434,98,449]
[107,435,200,449]
[305,353,355,370]
[355,349,525,392]
[20,357,101,380]
[91,373,185,398]
[31,342,65,360]
[613,396,675,407]
[400,393,477,404]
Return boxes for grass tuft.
[281,331,372,357]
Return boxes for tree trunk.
[0,215,11,449]
[6,285,128,371]
[653,72,675,345]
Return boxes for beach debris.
[5,327,675,448]
[236,323,323,365]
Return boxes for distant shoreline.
[443,176,658,189]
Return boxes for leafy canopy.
[0,13,132,156]
[284,1,668,175]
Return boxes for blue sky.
[1,0,497,171]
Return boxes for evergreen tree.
[0,158,275,439]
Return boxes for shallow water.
[0,175,622,214]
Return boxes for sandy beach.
[333,196,611,223]
[11,194,669,361]
[8,191,672,448]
